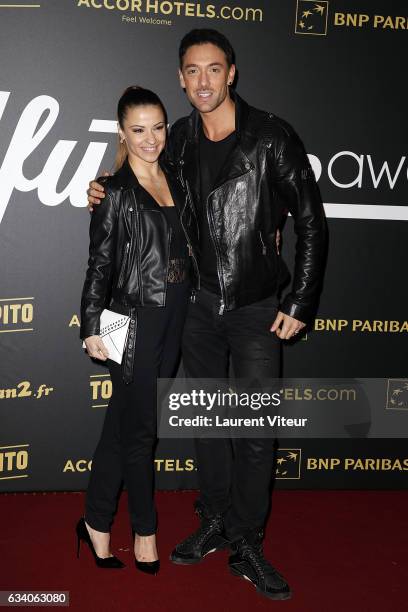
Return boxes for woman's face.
[119,104,166,164]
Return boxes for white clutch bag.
[82,308,131,364]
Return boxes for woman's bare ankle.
[85,521,112,558]
[134,533,158,562]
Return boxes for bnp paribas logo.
[386,379,408,411]
[295,0,329,36]
[276,448,302,479]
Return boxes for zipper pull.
[218,299,225,315]
[259,231,267,255]
[191,290,196,303]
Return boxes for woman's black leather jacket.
[80,156,199,383]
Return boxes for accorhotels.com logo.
[77,0,263,24]
[63,457,196,472]
[295,0,408,36]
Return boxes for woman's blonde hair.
[114,86,168,172]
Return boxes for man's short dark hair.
[179,29,236,68]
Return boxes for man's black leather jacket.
[80,157,198,383]
[169,92,327,322]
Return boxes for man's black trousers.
[182,288,281,542]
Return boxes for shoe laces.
[240,542,270,580]
[182,515,222,547]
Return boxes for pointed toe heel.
[76,518,125,569]
[135,559,160,575]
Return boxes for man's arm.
[273,126,327,326]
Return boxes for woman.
[77,86,198,574]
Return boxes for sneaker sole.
[170,540,229,565]
[229,567,292,601]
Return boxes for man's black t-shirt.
[198,125,237,295]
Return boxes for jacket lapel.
[177,93,255,200]
[162,163,187,213]
[179,124,201,209]
[211,145,253,193]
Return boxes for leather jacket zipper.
[205,165,253,315]
[178,162,201,292]
[132,192,144,305]
[185,180,200,242]
[206,191,227,314]
[163,224,172,305]
[118,241,130,288]
[180,193,200,290]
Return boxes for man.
[87,29,326,600]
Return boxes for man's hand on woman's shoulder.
[87,171,110,212]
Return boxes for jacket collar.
[186,90,250,143]
[181,91,254,197]
[115,156,184,210]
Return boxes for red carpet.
[0,490,406,611]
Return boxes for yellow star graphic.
[287,452,298,461]
[314,3,325,15]
[302,10,312,18]
[299,21,305,29]
[277,457,287,465]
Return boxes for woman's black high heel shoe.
[76,518,125,569]
[132,530,160,575]
[134,558,160,575]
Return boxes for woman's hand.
[84,335,109,361]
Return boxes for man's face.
[179,43,235,114]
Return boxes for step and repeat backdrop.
[1,0,407,491]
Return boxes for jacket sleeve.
[80,188,119,339]
[272,127,327,324]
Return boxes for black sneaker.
[228,530,292,600]
[170,503,229,565]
